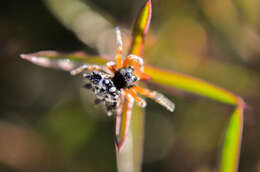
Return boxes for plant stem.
[116,104,145,172]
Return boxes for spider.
[70,27,175,115]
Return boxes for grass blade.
[144,65,246,172]
[116,97,144,172]
[117,1,152,171]
[129,0,152,56]
[20,51,107,71]
[131,103,145,172]
[116,95,134,152]
[220,105,244,172]
[116,0,151,156]
[144,65,244,105]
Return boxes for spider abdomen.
[83,71,121,115]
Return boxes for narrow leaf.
[116,95,134,152]
[117,1,152,170]
[144,65,246,172]
[20,51,107,71]
[116,0,151,152]
[144,65,244,105]
[220,105,244,172]
[129,0,152,56]
[131,103,145,172]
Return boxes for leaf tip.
[115,136,125,152]
[20,54,26,59]
[143,0,152,33]
[20,53,32,60]
[147,0,152,7]
[238,98,247,109]
[129,0,152,56]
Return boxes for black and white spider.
[70,27,175,115]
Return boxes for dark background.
[0,0,260,171]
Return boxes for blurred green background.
[1,0,260,171]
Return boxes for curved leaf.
[144,65,246,172]
[116,0,151,152]
[116,95,134,152]
[20,51,107,71]
[117,1,152,171]
[144,65,244,105]
[129,0,152,56]
[221,105,244,172]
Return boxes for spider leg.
[138,72,152,80]
[123,54,143,70]
[128,88,147,108]
[133,86,175,112]
[115,27,123,69]
[124,90,131,102]
[70,64,103,75]
[106,61,117,73]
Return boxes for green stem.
[116,104,145,172]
